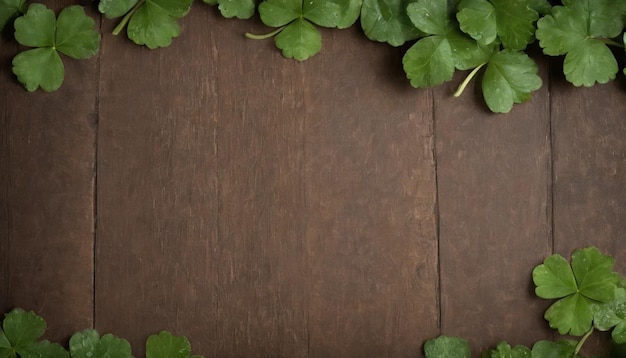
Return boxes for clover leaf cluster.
[1,1,100,92]
[0,0,626,113]
[0,308,203,358]
[425,246,626,358]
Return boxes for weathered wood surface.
[550,65,626,356]
[1,2,626,357]
[435,59,553,354]
[0,0,97,342]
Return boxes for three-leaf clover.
[254,0,360,60]
[536,0,626,87]
[0,308,68,358]
[533,246,620,336]
[423,336,471,358]
[360,0,421,46]
[69,329,133,358]
[12,3,100,92]
[456,0,539,51]
[100,0,193,49]
[402,0,492,88]
[146,331,203,358]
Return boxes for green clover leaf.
[533,246,620,336]
[403,36,455,87]
[13,3,55,47]
[481,49,542,113]
[424,336,471,358]
[12,48,64,92]
[594,287,626,344]
[99,0,139,18]
[528,0,551,15]
[402,0,492,88]
[333,0,362,29]
[360,0,422,46]
[484,341,531,358]
[531,340,582,358]
[0,308,68,358]
[456,0,538,51]
[12,3,100,92]
[0,0,26,31]
[255,0,357,60]
[107,0,193,49]
[127,0,182,49]
[216,0,257,19]
[274,18,322,60]
[56,6,103,59]
[146,331,203,358]
[536,0,626,87]
[69,329,133,358]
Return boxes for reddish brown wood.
[0,0,98,342]
[551,74,626,269]
[303,29,439,357]
[96,6,439,356]
[551,68,626,356]
[211,12,309,358]
[95,4,221,355]
[435,58,554,354]
[3,3,626,357]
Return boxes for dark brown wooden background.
[1,1,626,356]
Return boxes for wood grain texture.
[97,7,439,356]
[212,12,308,358]
[435,57,553,353]
[551,74,626,268]
[303,29,438,357]
[550,70,626,356]
[95,4,220,355]
[0,0,97,341]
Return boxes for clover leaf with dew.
[533,246,620,336]
[69,329,133,358]
[423,336,471,358]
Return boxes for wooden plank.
[96,4,220,356]
[304,29,439,357]
[212,16,309,358]
[435,59,553,353]
[551,73,626,356]
[0,0,97,341]
[551,76,626,268]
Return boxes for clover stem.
[245,27,285,40]
[112,0,146,36]
[574,327,594,355]
[454,63,486,98]
[598,37,625,48]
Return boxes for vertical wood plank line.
[3,94,10,302]
[93,13,104,330]
[431,86,442,334]
[547,59,555,257]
